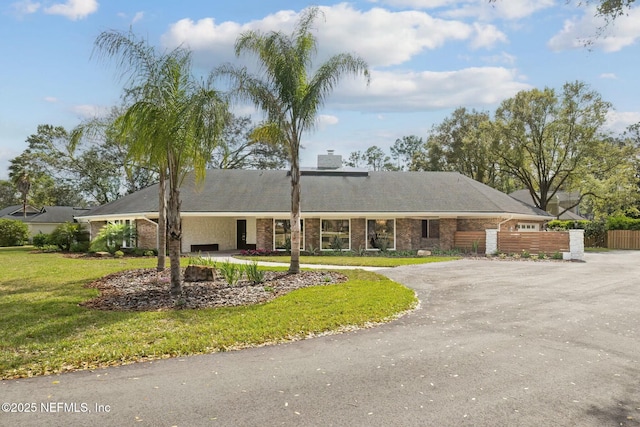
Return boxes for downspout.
[498,215,514,232]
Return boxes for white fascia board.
[78,211,551,221]
[74,213,158,222]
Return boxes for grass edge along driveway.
[0,247,422,379]
[239,254,460,267]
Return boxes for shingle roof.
[81,170,550,219]
[0,205,90,223]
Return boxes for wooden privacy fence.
[607,230,640,249]
[454,231,486,253]
[498,231,570,254]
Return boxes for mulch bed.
[80,268,347,312]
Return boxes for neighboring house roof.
[0,205,40,218]
[0,205,90,223]
[79,170,551,220]
[509,189,586,220]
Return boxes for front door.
[237,219,248,250]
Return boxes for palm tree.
[8,152,34,218]
[94,30,228,294]
[219,7,370,273]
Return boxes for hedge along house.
[75,151,552,253]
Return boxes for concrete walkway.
[2,251,639,426]
[203,253,387,271]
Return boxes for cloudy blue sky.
[1,0,639,178]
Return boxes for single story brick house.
[75,152,551,253]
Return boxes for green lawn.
[0,247,417,379]
[238,255,461,267]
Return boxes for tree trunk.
[289,155,301,274]
[167,182,182,295]
[156,169,167,271]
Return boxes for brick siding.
[136,219,158,250]
[256,218,273,251]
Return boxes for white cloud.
[161,4,506,69]
[469,22,507,49]
[44,0,98,21]
[480,51,516,65]
[131,11,144,24]
[605,110,640,133]
[317,115,339,128]
[43,96,58,103]
[335,67,531,112]
[10,0,41,16]
[548,6,640,52]
[406,0,556,21]
[599,73,617,79]
[70,104,109,118]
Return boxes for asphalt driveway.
[2,251,639,426]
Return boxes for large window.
[366,219,395,250]
[274,219,304,251]
[422,219,440,239]
[109,219,136,249]
[321,219,350,251]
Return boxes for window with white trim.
[321,219,350,251]
[274,219,304,251]
[366,219,395,250]
[517,223,539,232]
[421,219,440,239]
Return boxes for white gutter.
[498,215,514,231]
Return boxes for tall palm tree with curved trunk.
[218,7,370,273]
[94,30,228,294]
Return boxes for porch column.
[485,229,498,255]
[569,229,584,261]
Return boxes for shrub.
[374,237,390,252]
[0,219,29,247]
[219,261,244,286]
[606,216,640,231]
[91,222,136,254]
[304,244,319,256]
[239,248,276,256]
[188,254,217,267]
[330,235,344,251]
[143,250,156,257]
[245,261,265,284]
[49,222,86,252]
[70,241,90,253]
[113,250,125,258]
[32,232,50,250]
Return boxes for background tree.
[94,29,228,293]
[390,135,423,171]
[0,180,19,209]
[8,151,36,217]
[344,150,365,168]
[364,145,395,171]
[411,108,513,192]
[574,134,639,218]
[493,81,611,212]
[220,7,369,273]
[209,114,288,170]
